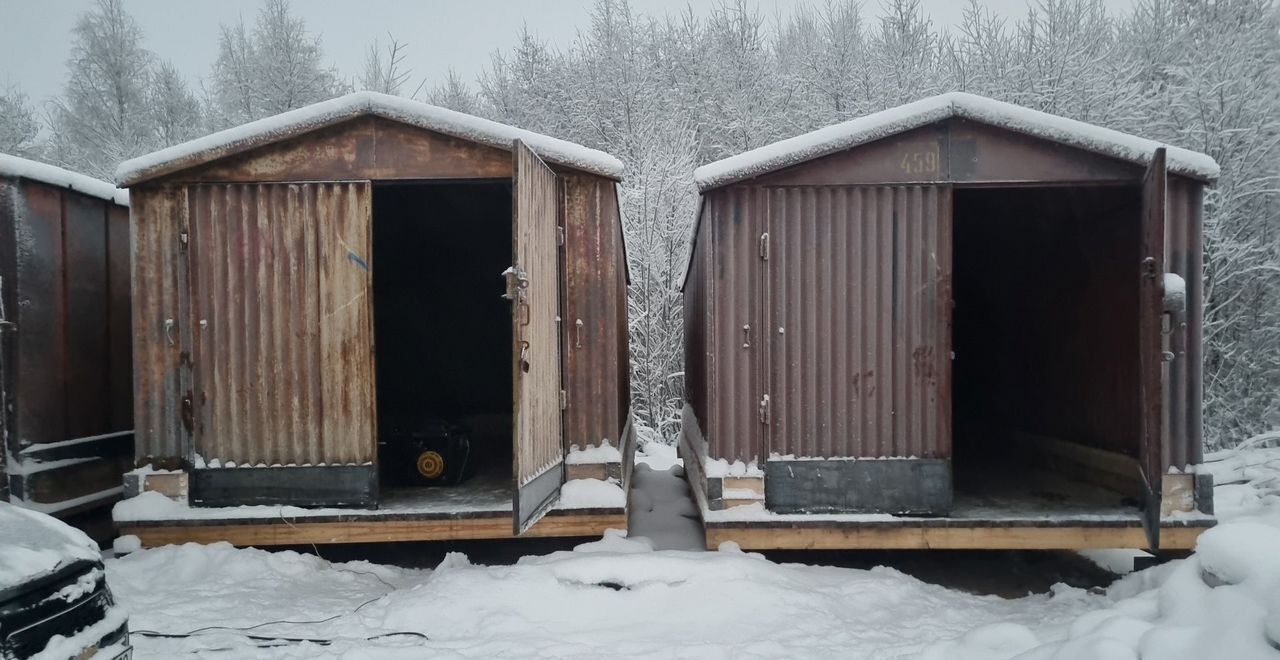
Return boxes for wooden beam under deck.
[705,524,1207,551]
[120,512,627,548]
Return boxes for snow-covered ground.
[104,438,1280,659]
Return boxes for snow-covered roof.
[116,91,625,186]
[0,153,129,206]
[693,92,1219,190]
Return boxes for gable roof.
[693,92,1219,191]
[0,153,128,206]
[116,91,625,186]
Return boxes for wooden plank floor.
[116,474,627,548]
[695,462,1213,551]
[121,509,627,548]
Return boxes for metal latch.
[557,226,566,246]
[758,394,771,424]
[759,232,770,260]
[560,389,567,410]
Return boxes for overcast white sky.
[1,0,1136,107]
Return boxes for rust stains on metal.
[684,111,1208,495]
[765,185,951,460]
[185,182,375,467]
[1,177,133,509]
[562,173,627,450]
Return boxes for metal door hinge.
[557,226,566,246]
[560,389,567,410]
[759,232,770,260]
[758,394,771,424]
[179,231,189,250]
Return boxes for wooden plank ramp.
[120,510,626,548]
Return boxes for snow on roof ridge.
[693,91,1220,190]
[115,91,624,186]
[0,153,128,206]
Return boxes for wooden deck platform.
[694,463,1213,551]
[115,473,626,547]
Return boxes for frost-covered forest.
[3,0,1277,449]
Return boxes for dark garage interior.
[950,185,1144,509]
[373,181,514,490]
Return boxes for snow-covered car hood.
[0,503,101,591]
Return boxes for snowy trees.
[208,0,347,128]
[46,0,153,179]
[360,35,413,97]
[0,87,40,157]
[147,61,203,148]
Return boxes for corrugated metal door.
[1138,149,1167,550]
[187,182,375,467]
[764,185,951,459]
[512,141,564,534]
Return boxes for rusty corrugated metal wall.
[562,174,626,449]
[1166,178,1203,469]
[132,186,186,464]
[186,182,375,466]
[702,186,766,463]
[1,177,133,507]
[765,185,951,459]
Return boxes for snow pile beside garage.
[929,438,1280,660]
[926,522,1280,660]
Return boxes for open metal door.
[510,140,564,535]
[1138,148,1167,551]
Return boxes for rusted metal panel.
[765,185,951,459]
[1166,177,1202,469]
[513,141,564,534]
[187,182,374,467]
[168,118,513,185]
[14,182,67,447]
[107,204,133,430]
[0,180,16,497]
[0,178,134,512]
[64,192,111,439]
[131,186,186,465]
[753,119,1140,188]
[1138,148,1168,549]
[561,173,624,450]
[319,182,375,464]
[701,186,766,464]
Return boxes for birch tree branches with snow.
[208,0,348,128]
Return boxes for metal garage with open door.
[681,92,1216,552]
[113,92,633,547]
